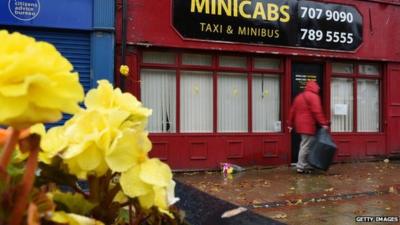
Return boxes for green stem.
[9,137,39,225]
[0,128,20,180]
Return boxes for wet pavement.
[175,161,400,225]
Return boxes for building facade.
[0,0,115,94]
[116,0,400,169]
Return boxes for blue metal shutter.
[11,28,91,126]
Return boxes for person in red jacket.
[288,80,329,173]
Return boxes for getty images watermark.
[355,216,399,223]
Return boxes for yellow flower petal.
[41,126,67,158]
[63,143,89,159]
[50,211,104,225]
[120,165,152,198]
[153,186,168,210]
[138,191,155,209]
[76,144,103,171]
[139,159,172,187]
[106,129,150,172]
[84,80,114,110]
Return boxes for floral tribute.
[0,30,185,225]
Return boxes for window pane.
[141,69,176,132]
[332,63,353,74]
[142,51,176,64]
[252,74,281,132]
[182,53,212,66]
[219,56,247,68]
[218,73,248,132]
[359,64,380,76]
[357,79,379,132]
[180,71,213,132]
[254,58,280,70]
[331,78,353,132]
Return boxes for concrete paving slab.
[175,161,400,225]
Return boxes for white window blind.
[252,74,281,132]
[218,73,248,132]
[331,78,353,132]
[140,69,176,133]
[180,71,213,132]
[357,79,379,132]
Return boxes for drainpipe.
[120,0,128,91]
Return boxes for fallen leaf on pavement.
[252,199,262,204]
[353,209,366,215]
[294,199,303,205]
[221,207,248,218]
[272,213,287,219]
[389,186,398,194]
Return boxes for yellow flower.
[85,80,152,128]
[42,110,111,178]
[106,128,151,172]
[119,65,129,76]
[51,211,104,225]
[41,107,152,179]
[0,30,84,128]
[120,158,178,214]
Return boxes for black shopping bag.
[308,128,337,171]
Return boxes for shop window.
[254,58,281,70]
[217,72,248,132]
[180,71,213,132]
[332,63,353,74]
[357,79,379,132]
[331,62,381,133]
[359,63,380,76]
[139,50,283,134]
[140,69,176,132]
[142,51,176,64]
[219,56,247,68]
[182,53,212,66]
[252,74,281,132]
[331,78,353,132]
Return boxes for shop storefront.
[116,0,400,169]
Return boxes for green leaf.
[7,162,24,177]
[53,191,96,215]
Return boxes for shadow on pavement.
[175,181,286,225]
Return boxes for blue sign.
[8,0,40,21]
[0,0,92,30]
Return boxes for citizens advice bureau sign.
[172,0,363,51]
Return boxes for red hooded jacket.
[288,81,328,135]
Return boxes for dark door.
[291,63,324,163]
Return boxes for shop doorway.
[291,63,324,163]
